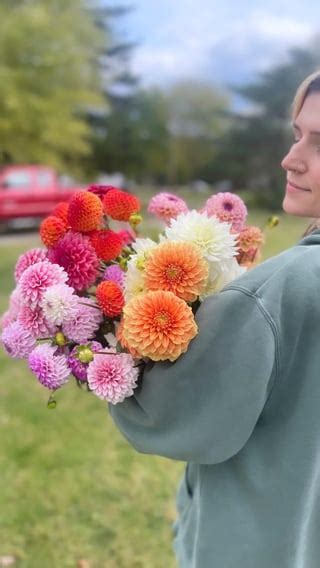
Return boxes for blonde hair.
[292,70,320,119]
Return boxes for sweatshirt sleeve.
[109,288,278,464]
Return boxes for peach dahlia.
[122,290,198,362]
[144,241,209,302]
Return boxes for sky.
[113,0,320,92]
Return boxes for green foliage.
[0,0,107,174]
[210,44,320,209]
[91,88,171,183]
[90,80,230,185]
[165,81,230,184]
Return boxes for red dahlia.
[40,216,67,247]
[51,202,70,226]
[96,281,125,318]
[67,191,103,232]
[103,189,140,222]
[89,229,123,262]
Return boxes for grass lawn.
[0,195,310,567]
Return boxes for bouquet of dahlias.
[0,185,267,407]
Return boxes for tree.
[0,0,107,174]
[91,87,171,183]
[165,81,231,184]
[212,44,320,209]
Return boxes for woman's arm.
[109,288,278,465]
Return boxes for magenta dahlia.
[47,232,99,291]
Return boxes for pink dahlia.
[14,248,47,282]
[41,283,79,326]
[1,311,15,330]
[103,265,126,290]
[18,304,56,339]
[148,192,189,224]
[48,232,99,291]
[62,297,102,344]
[1,287,24,328]
[19,261,68,309]
[68,341,102,382]
[87,348,139,404]
[1,287,23,330]
[1,321,36,358]
[118,229,135,246]
[28,343,70,390]
[202,192,247,232]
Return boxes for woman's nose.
[281,147,307,173]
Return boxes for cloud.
[129,5,316,88]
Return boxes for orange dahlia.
[237,248,262,268]
[39,215,67,247]
[89,229,123,262]
[67,191,103,232]
[238,225,264,252]
[103,188,140,222]
[116,318,141,359]
[144,241,208,302]
[236,226,264,268]
[96,281,125,318]
[51,202,70,226]
[122,290,198,362]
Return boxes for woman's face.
[282,92,320,217]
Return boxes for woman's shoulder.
[226,231,320,302]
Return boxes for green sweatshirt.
[110,231,320,568]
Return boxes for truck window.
[37,171,53,188]
[1,171,31,189]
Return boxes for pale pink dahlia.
[1,321,36,358]
[87,348,139,404]
[14,248,47,282]
[18,304,56,339]
[28,343,70,390]
[1,311,15,330]
[103,265,126,290]
[68,341,102,382]
[41,283,79,326]
[148,192,189,224]
[202,192,247,232]
[19,261,68,309]
[48,232,99,291]
[1,287,24,328]
[62,297,102,344]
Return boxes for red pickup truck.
[0,164,83,231]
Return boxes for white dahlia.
[41,283,79,326]
[201,258,246,299]
[165,210,237,267]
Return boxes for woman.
[110,71,320,568]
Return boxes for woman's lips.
[286,180,311,193]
